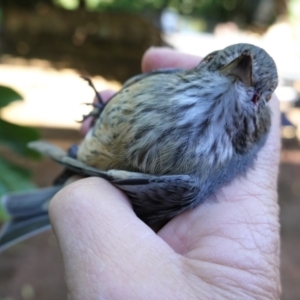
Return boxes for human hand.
[49,48,281,299]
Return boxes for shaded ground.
[279,139,300,300]
[0,232,67,300]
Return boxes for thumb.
[49,177,178,299]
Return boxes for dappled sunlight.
[0,59,121,128]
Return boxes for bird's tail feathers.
[0,186,62,253]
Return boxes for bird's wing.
[61,157,198,224]
[28,140,68,164]
[29,141,113,180]
[112,172,198,224]
[29,141,198,224]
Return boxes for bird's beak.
[220,50,253,87]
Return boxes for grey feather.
[0,186,61,252]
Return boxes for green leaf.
[0,157,35,194]
[0,85,23,109]
[0,156,36,221]
[0,119,41,159]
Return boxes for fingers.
[49,178,178,299]
[142,47,201,72]
[260,94,281,176]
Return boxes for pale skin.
[49,48,281,299]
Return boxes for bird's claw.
[81,76,104,105]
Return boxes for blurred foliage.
[0,118,40,159]
[52,0,272,26]
[0,86,24,109]
[73,0,168,11]
[1,0,283,29]
[0,86,40,219]
[288,0,300,22]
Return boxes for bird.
[0,43,278,252]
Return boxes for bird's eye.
[251,93,259,104]
[202,51,218,64]
[204,55,214,62]
[265,93,272,101]
[197,51,218,69]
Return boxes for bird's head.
[196,43,278,109]
[191,43,278,155]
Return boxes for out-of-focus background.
[0,0,299,299]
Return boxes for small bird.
[0,43,278,251]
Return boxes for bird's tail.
[0,186,62,253]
